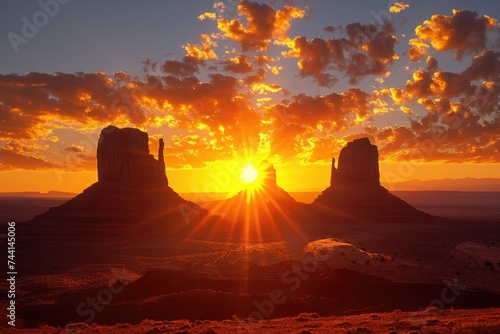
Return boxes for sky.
[0,0,499,194]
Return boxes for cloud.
[389,2,409,14]
[412,9,498,60]
[221,55,254,73]
[405,51,500,101]
[198,12,216,21]
[3,140,31,153]
[217,0,305,51]
[263,88,374,161]
[183,34,218,60]
[379,48,500,163]
[0,148,57,170]
[344,21,399,83]
[284,36,345,86]
[0,72,152,141]
[462,50,500,81]
[162,56,200,77]
[408,38,429,61]
[284,20,399,86]
[267,88,372,131]
[64,145,85,153]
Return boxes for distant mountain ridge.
[383,178,500,191]
[0,191,77,198]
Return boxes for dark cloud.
[285,36,346,86]
[285,20,398,86]
[162,56,200,77]
[0,149,57,170]
[63,145,84,153]
[221,55,254,73]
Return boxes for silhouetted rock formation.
[312,138,430,219]
[262,160,278,188]
[336,137,379,186]
[330,158,336,186]
[97,126,168,184]
[35,126,224,238]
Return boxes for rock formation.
[330,158,336,186]
[335,137,379,186]
[261,160,277,188]
[35,126,222,236]
[97,126,167,184]
[312,138,430,219]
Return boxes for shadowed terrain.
[2,128,499,331]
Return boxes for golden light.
[240,165,259,184]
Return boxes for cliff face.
[97,126,167,184]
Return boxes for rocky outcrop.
[97,126,167,184]
[312,138,430,219]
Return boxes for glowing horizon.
[0,1,498,193]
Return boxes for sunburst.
[240,165,259,184]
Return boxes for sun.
[240,165,259,184]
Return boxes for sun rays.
[184,160,309,243]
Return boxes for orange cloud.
[272,5,307,47]
[0,72,152,140]
[3,140,31,153]
[413,9,497,59]
[198,12,216,21]
[406,51,500,101]
[265,88,373,137]
[400,106,413,115]
[183,34,218,60]
[408,38,429,61]
[217,0,305,51]
[389,2,409,14]
[64,145,85,153]
[389,87,405,104]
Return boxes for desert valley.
[1,126,499,334]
